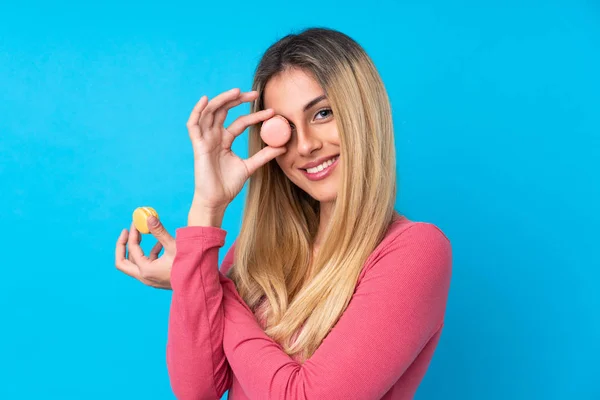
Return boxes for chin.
[306,189,338,203]
[300,181,340,203]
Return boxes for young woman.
[116,27,452,399]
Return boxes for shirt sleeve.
[166,226,236,400]
[218,222,452,400]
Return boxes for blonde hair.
[226,27,397,363]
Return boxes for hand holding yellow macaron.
[115,206,176,290]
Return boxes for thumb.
[147,215,175,250]
[244,146,288,176]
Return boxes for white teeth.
[306,156,338,174]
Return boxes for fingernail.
[147,215,158,227]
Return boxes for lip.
[300,156,339,181]
[299,155,340,170]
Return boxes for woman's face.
[263,68,341,204]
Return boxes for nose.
[293,124,322,156]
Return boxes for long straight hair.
[227,27,397,363]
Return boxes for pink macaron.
[260,115,291,148]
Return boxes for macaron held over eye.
[133,206,159,234]
[260,115,291,148]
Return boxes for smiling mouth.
[301,155,340,174]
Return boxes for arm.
[166,226,236,400]
[218,223,452,400]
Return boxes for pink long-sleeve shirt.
[166,213,452,400]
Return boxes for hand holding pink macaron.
[260,115,291,148]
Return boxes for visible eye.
[315,108,333,120]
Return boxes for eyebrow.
[303,95,327,112]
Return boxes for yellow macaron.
[132,207,159,234]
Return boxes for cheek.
[330,127,341,145]
[275,155,300,183]
[275,153,293,171]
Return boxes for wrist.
[187,214,224,228]
[188,204,226,228]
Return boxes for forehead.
[263,68,325,111]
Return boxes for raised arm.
[166,86,286,399]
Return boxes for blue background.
[1,1,598,399]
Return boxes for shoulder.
[385,214,451,250]
[357,213,452,285]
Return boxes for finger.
[186,96,209,140]
[119,257,143,281]
[115,229,143,280]
[224,108,275,148]
[199,88,241,132]
[213,91,259,128]
[147,215,175,252]
[243,145,288,176]
[115,229,129,266]
[148,241,163,261]
[128,221,147,266]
